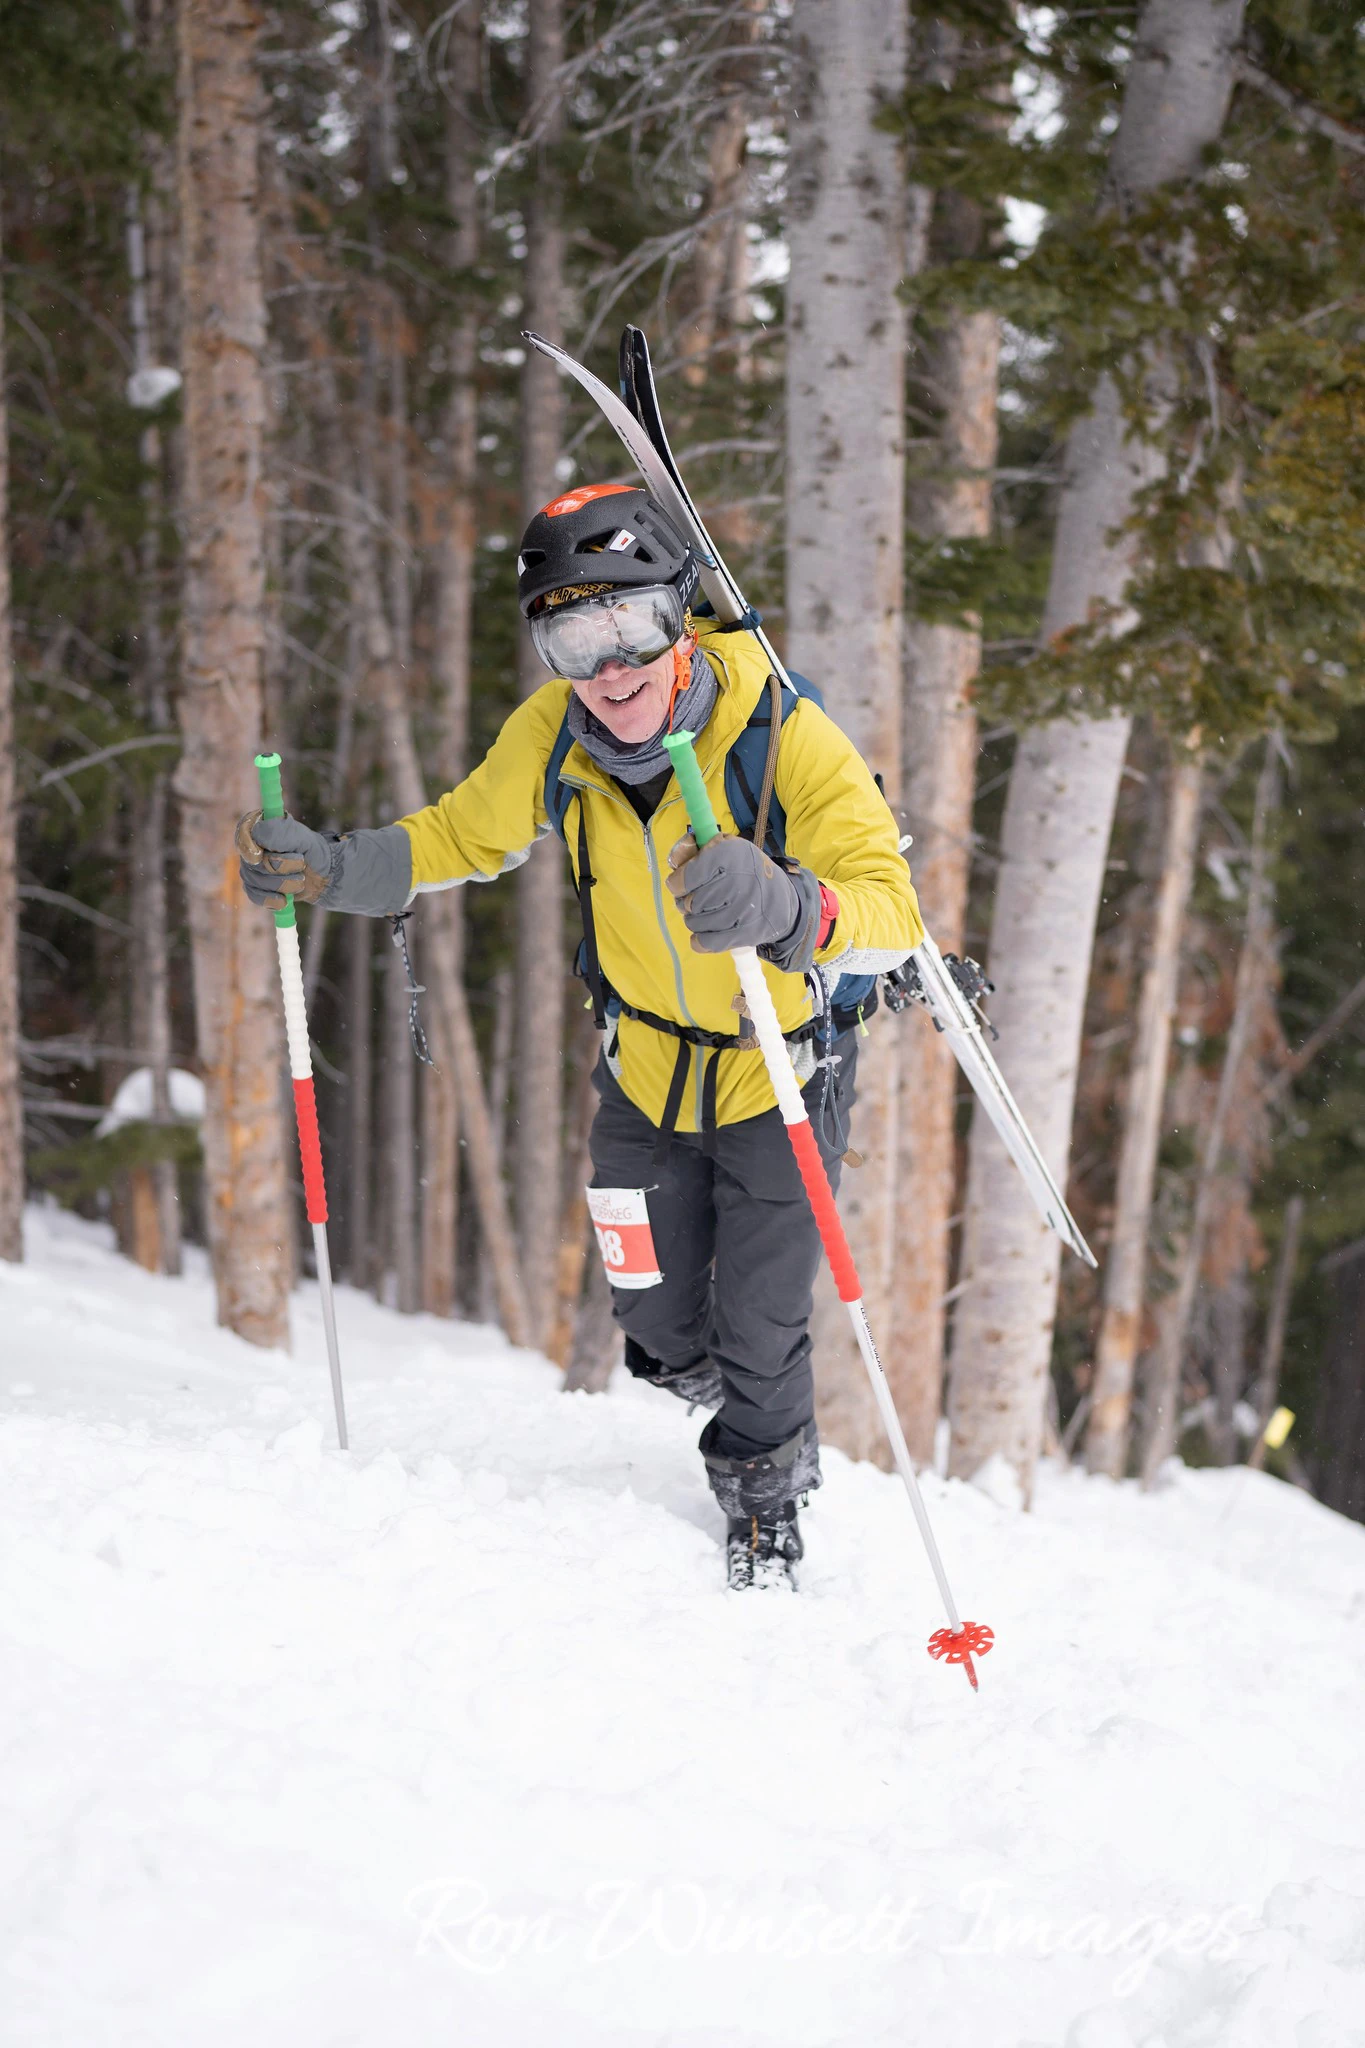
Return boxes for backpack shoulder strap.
[725,669,822,855]
[543,710,577,842]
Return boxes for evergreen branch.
[1235,56,1365,161]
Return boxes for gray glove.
[236,812,412,916]
[236,812,335,908]
[666,832,819,969]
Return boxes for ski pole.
[254,752,349,1451]
[662,730,992,1689]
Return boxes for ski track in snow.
[2,1207,1364,2048]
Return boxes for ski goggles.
[528,583,686,681]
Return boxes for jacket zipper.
[561,777,701,1033]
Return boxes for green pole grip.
[661,730,719,847]
[255,751,285,820]
[253,751,295,929]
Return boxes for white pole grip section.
[274,921,313,1081]
[732,947,809,1126]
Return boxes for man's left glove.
[236,812,336,909]
[235,812,413,916]
[666,832,822,972]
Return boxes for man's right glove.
[235,812,413,916]
[665,830,822,971]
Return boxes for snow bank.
[3,1205,1364,2047]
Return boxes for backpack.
[543,665,880,1030]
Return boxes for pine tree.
[0,188,19,1263]
[948,0,1249,1503]
[892,7,1011,1464]
[513,0,568,1350]
[785,0,909,1460]
[175,0,292,1345]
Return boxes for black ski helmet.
[516,483,700,617]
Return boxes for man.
[238,483,922,1587]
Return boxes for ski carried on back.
[523,324,1096,1270]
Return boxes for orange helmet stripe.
[540,481,633,519]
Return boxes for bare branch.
[1236,55,1365,159]
[33,734,179,792]
[17,887,134,937]
[1262,970,1365,1103]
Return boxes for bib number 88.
[584,1186,663,1291]
[595,1226,625,1268]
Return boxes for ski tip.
[1047,1203,1097,1269]
[521,329,556,359]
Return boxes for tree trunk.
[894,140,1001,1464]
[356,492,529,1342]
[363,536,528,1345]
[344,906,374,1289]
[564,1251,621,1394]
[1141,739,1278,1484]
[1311,1238,1365,1521]
[129,778,183,1274]
[1085,747,1202,1476]
[514,0,567,1350]
[331,315,525,1343]
[547,1010,600,1368]
[0,193,20,1263]
[477,965,514,1324]
[1207,1251,1254,1464]
[355,341,423,1305]
[1246,1193,1303,1471]
[384,327,424,1317]
[385,921,419,1311]
[421,3,481,1319]
[947,0,1246,1502]
[125,107,182,1277]
[682,0,762,387]
[785,0,908,1461]
[175,0,291,1345]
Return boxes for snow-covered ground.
[3,1207,1364,2048]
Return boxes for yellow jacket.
[398,622,924,1131]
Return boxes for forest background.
[3,0,1364,1523]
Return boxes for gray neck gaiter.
[566,645,718,786]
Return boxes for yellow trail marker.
[1263,1406,1295,1450]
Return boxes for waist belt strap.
[617,994,818,1053]
[653,1039,692,1166]
[701,1048,721,1158]
[651,1042,724,1165]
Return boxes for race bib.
[587,1186,663,1290]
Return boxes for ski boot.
[725,1500,803,1590]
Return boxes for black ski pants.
[588,1036,856,1465]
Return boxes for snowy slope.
[2,1207,1364,2048]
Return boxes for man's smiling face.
[570,640,689,744]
